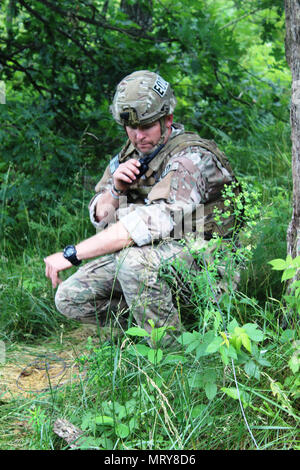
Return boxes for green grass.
[0,319,298,450]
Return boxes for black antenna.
[137,143,165,178]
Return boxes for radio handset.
[137,143,165,179]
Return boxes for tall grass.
[223,115,292,304]
[1,320,298,450]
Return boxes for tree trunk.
[285,0,300,272]
[121,0,153,31]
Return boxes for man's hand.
[113,158,141,192]
[44,221,132,288]
[44,252,72,289]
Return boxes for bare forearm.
[44,221,133,288]
[76,221,133,260]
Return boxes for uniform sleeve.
[88,164,115,230]
[118,147,233,246]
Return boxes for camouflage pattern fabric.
[55,241,194,344]
[56,123,238,341]
[89,124,235,244]
[110,70,177,127]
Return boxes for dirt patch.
[0,358,84,400]
[60,323,99,345]
[0,325,99,401]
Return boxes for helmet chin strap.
[158,116,168,146]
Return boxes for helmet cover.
[110,70,177,127]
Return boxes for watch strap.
[63,245,82,266]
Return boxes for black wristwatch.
[63,245,82,266]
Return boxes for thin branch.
[219,7,268,31]
[0,52,49,95]
[0,38,40,60]
[34,0,156,40]
[17,0,99,64]
[212,64,253,106]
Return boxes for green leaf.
[191,404,206,419]
[188,373,203,389]
[228,344,238,360]
[244,360,260,379]
[195,331,215,358]
[243,323,264,342]
[222,387,239,400]
[129,417,137,432]
[126,327,150,337]
[202,370,217,383]
[288,354,300,374]
[230,327,242,351]
[227,318,239,333]
[115,423,130,439]
[221,387,250,408]
[195,342,210,358]
[280,329,295,343]
[295,286,300,298]
[281,268,297,282]
[78,436,103,450]
[151,326,168,344]
[220,344,238,363]
[268,258,287,270]
[135,344,151,356]
[162,354,188,364]
[205,336,223,354]
[148,348,163,364]
[257,356,271,367]
[231,327,251,353]
[95,415,114,426]
[177,330,200,347]
[116,405,127,420]
[81,412,94,431]
[241,332,252,353]
[219,345,229,365]
[291,255,300,267]
[204,382,217,400]
[179,331,202,354]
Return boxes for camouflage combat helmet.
[110,70,177,127]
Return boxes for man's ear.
[165,114,173,129]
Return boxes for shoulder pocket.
[147,171,174,202]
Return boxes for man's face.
[125,115,173,154]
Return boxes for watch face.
[63,245,81,266]
[64,246,75,257]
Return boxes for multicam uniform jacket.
[55,123,238,338]
[89,123,236,245]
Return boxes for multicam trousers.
[55,241,195,338]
